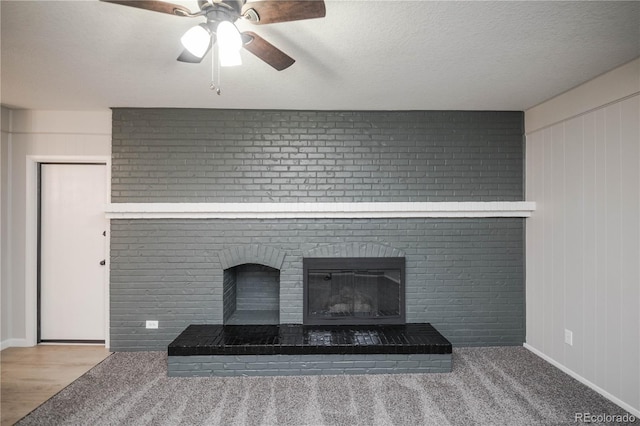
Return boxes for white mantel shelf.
[105,202,536,219]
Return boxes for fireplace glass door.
[303,258,405,325]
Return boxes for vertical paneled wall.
[526,93,640,413]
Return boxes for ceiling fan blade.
[242,0,325,24]
[242,32,295,71]
[100,0,198,17]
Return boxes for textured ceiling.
[1,1,639,111]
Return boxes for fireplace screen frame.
[303,257,406,325]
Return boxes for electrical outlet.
[564,329,573,346]
[146,320,159,329]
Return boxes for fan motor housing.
[199,0,244,16]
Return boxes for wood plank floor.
[1,345,111,425]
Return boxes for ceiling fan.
[101,0,326,71]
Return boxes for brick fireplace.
[108,108,528,352]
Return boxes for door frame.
[25,155,111,348]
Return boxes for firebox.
[303,257,405,325]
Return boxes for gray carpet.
[17,347,635,425]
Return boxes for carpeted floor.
[16,347,636,425]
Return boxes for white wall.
[0,109,111,349]
[1,107,12,347]
[525,58,640,416]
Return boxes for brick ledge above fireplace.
[105,201,535,219]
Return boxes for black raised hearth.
[168,323,451,356]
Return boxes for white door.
[40,164,107,341]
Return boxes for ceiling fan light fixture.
[219,49,242,67]
[180,24,211,58]
[216,21,243,67]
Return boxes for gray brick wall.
[109,108,525,352]
[168,353,452,377]
[110,218,524,351]
[111,109,523,202]
[222,267,236,323]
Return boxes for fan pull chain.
[209,37,221,95]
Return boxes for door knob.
[99,260,106,266]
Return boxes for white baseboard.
[0,338,31,350]
[524,343,640,418]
